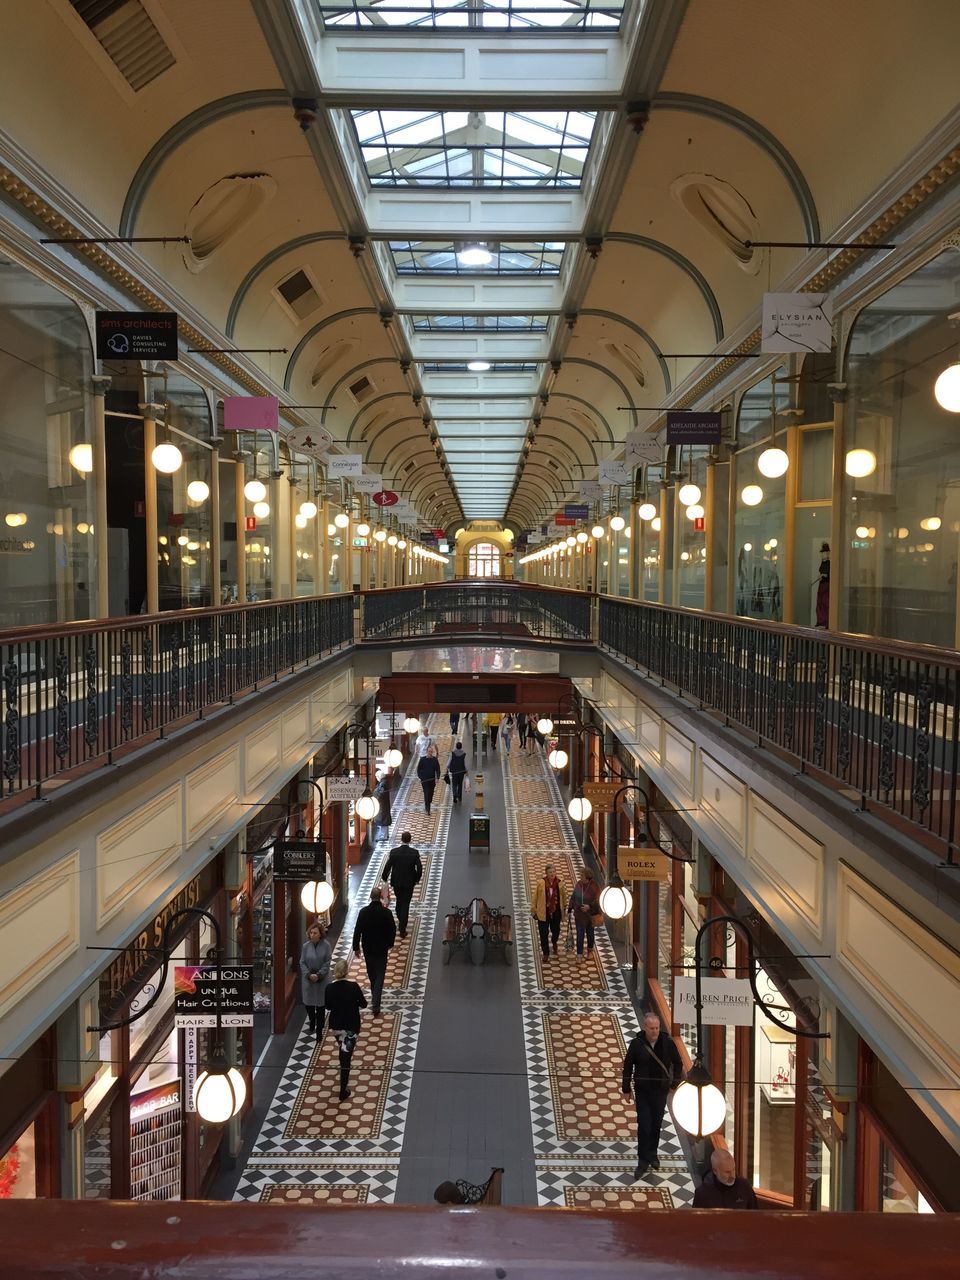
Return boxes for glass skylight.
[351,109,597,188]
[320,0,624,30]
[390,241,565,275]
[411,313,550,331]
[421,361,539,373]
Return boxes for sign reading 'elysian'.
[673,976,756,1026]
[761,292,833,354]
[666,412,722,445]
[96,310,178,361]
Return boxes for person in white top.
[415,730,434,758]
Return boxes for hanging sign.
[761,292,833,354]
[578,481,602,503]
[96,310,178,360]
[625,431,662,466]
[174,965,255,1028]
[527,531,543,545]
[273,838,327,882]
[354,473,383,493]
[184,1027,197,1112]
[582,780,623,810]
[564,503,590,520]
[555,515,576,526]
[325,776,368,802]
[223,396,279,432]
[617,846,669,882]
[328,453,363,478]
[285,425,331,457]
[666,412,722,445]
[373,489,399,507]
[599,459,629,486]
[673,976,756,1026]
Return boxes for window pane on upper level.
[390,240,565,275]
[409,313,551,330]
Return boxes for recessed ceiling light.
[467,360,491,372]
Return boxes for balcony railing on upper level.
[598,595,960,863]
[0,594,354,803]
[361,582,592,643]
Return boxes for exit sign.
[245,516,257,532]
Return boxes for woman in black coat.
[324,958,368,1101]
[417,747,442,815]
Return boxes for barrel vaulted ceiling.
[1,0,958,531]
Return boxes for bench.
[443,898,512,965]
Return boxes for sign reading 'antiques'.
[174,966,254,1028]
[617,846,669,882]
[273,838,327,882]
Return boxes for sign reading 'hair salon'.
[174,966,254,1028]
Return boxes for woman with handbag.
[324,957,368,1102]
[568,867,601,960]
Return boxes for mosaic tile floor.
[234,716,449,1204]
[504,748,695,1208]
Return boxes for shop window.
[734,371,790,621]
[841,248,960,646]
[244,446,273,602]
[880,1146,935,1213]
[468,541,501,577]
[157,372,213,609]
[676,447,709,610]
[0,258,97,625]
[0,1119,37,1199]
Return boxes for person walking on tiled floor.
[622,1011,684,1180]
[417,746,442,814]
[300,921,332,1043]
[352,886,396,1016]
[324,958,368,1101]
[530,862,567,962]
[445,740,468,803]
[381,830,423,939]
[568,867,601,959]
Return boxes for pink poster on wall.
[223,396,279,431]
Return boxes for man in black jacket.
[352,886,396,1016]
[381,831,423,939]
[692,1149,758,1209]
[622,1011,684,1180]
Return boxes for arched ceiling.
[1,0,958,535]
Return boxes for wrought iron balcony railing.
[0,594,354,802]
[599,596,960,863]
[361,582,592,643]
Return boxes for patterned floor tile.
[517,810,564,847]
[564,1185,674,1210]
[285,1014,403,1139]
[263,1184,371,1205]
[392,808,440,843]
[511,780,553,807]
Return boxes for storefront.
[0,1033,60,1201]
[79,859,227,1201]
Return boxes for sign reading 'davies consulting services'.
[96,310,178,361]
[673,976,756,1026]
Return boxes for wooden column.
[91,376,110,617]
[235,459,247,603]
[140,402,162,615]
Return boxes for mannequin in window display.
[815,543,830,628]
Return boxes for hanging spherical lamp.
[576,530,588,544]
[537,715,554,735]
[741,484,764,507]
[678,483,701,507]
[934,361,960,412]
[591,524,604,539]
[355,789,380,821]
[638,503,657,521]
[253,501,270,519]
[244,479,267,503]
[403,715,420,733]
[568,795,593,822]
[151,442,183,474]
[671,1063,727,1139]
[356,521,371,537]
[548,747,568,769]
[757,447,789,478]
[334,512,350,529]
[299,500,319,519]
[844,448,877,478]
[186,479,210,504]
[384,745,403,768]
[69,442,93,474]
[599,881,633,920]
[610,514,626,531]
[686,504,705,521]
[300,879,335,914]
[193,1060,247,1124]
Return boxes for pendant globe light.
[757,446,789,478]
[186,479,210,504]
[548,747,568,769]
[844,448,877,478]
[568,794,593,823]
[403,714,421,733]
[193,1047,247,1124]
[244,477,267,503]
[637,502,657,521]
[355,788,380,822]
[599,874,633,921]
[301,879,335,915]
[934,360,960,412]
[591,524,604,539]
[299,500,319,519]
[69,442,93,474]
[741,484,764,507]
[537,715,554,734]
[678,482,701,507]
[671,1063,727,1139]
[609,514,625,532]
[151,441,183,473]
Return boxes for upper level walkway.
[3,580,958,864]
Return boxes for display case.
[758,1023,796,1104]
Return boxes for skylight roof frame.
[317,0,626,33]
[349,108,598,190]
[409,313,552,331]
[389,239,566,276]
